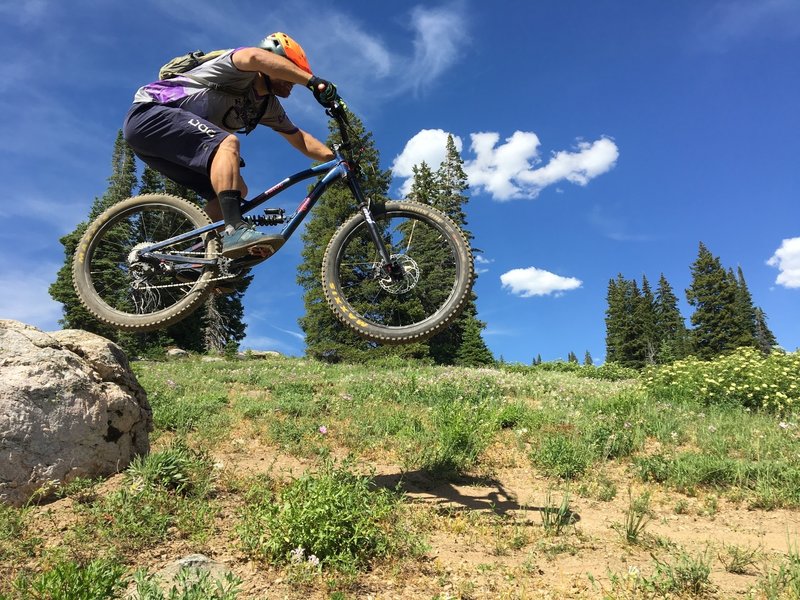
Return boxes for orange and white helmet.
[258,32,312,74]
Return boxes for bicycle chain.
[130,251,239,290]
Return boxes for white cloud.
[391,129,463,196]
[392,129,618,201]
[767,237,800,288]
[270,325,306,342]
[474,254,493,274]
[407,4,467,93]
[466,133,619,201]
[500,267,582,298]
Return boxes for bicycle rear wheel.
[322,201,474,344]
[72,194,220,331]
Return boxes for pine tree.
[584,351,593,366]
[406,162,437,204]
[435,135,469,227]
[686,242,741,359]
[423,134,492,365]
[455,306,495,367]
[567,351,579,364]
[636,275,658,365]
[297,109,427,361]
[654,273,689,363]
[604,275,626,364]
[605,274,651,368]
[731,266,759,349]
[754,308,777,354]
[732,266,775,355]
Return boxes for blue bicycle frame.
[140,144,390,269]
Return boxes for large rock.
[0,320,152,507]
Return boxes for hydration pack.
[160,50,227,80]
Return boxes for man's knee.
[217,134,240,156]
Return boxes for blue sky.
[1,0,798,363]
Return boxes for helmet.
[258,32,312,74]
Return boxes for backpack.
[158,49,243,95]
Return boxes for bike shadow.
[371,469,581,523]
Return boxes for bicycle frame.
[139,144,386,268]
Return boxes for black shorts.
[123,103,230,200]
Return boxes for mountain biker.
[122,32,339,259]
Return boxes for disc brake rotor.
[379,254,420,294]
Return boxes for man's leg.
[206,135,248,226]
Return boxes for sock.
[217,190,244,234]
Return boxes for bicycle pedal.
[249,245,275,259]
[247,237,285,259]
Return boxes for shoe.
[222,223,285,259]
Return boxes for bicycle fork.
[348,178,405,281]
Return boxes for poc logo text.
[188,118,217,138]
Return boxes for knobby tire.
[321,201,474,344]
[72,194,220,331]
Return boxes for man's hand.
[306,76,338,107]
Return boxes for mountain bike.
[72,100,474,345]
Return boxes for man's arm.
[232,47,312,86]
[280,129,335,162]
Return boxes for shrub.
[4,558,127,600]
[132,567,241,600]
[412,398,495,476]
[238,461,417,571]
[126,439,215,497]
[532,430,593,479]
[643,347,800,412]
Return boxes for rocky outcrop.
[0,320,152,506]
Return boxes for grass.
[2,352,800,598]
[613,487,652,545]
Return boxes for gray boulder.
[0,320,152,507]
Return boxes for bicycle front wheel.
[322,201,474,344]
[72,194,220,331]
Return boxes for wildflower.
[290,546,305,564]
[307,554,321,568]
[670,431,678,441]
[708,425,717,433]
[166,379,176,388]
[779,422,790,430]
[318,425,328,435]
